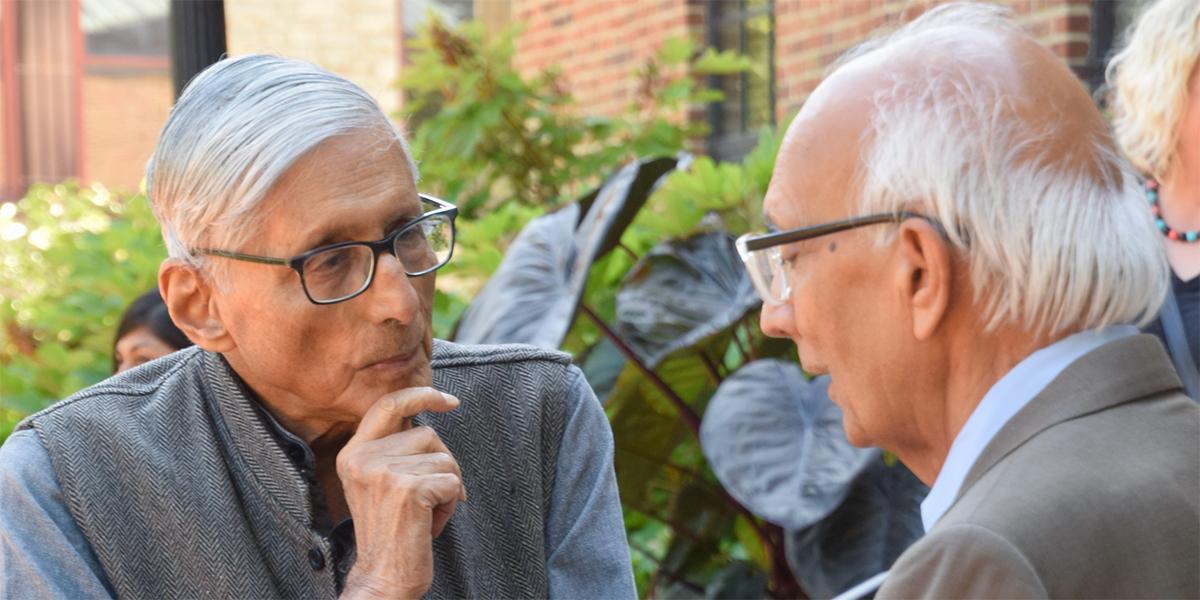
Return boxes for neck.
[1161,167,1200,230]
[893,325,1058,486]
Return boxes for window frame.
[705,0,776,161]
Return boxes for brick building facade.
[0,0,1145,197]
[506,0,1119,158]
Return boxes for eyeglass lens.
[300,214,453,302]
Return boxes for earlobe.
[158,259,236,353]
[896,222,953,341]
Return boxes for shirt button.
[308,548,325,571]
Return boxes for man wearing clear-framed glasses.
[0,55,635,599]
[738,3,1198,598]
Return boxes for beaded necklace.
[1145,179,1200,243]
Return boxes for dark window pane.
[82,0,168,57]
[708,0,775,161]
[404,0,473,39]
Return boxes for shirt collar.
[919,325,1138,532]
[249,397,317,472]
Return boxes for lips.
[363,342,423,372]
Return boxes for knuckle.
[335,452,359,478]
[378,394,399,413]
[426,452,453,469]
[414,426,439,444]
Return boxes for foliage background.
[0,184,164,443]
[0,18,852,600]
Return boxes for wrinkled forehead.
[246,130,421,253]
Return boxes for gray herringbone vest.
[19,340,571,599]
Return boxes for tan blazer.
[878,334,1200,599]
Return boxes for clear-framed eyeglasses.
[193,194,458,305]
[735,211,927,305]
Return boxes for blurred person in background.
[741,3,1199,597]
[1107,0,1200,400]
[112,288,193,373]
[0,55,633,600]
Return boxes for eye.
[308,251,347,273]
[780,248,800,268]
[395,225,426,248]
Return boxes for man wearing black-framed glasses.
[736,3,1198,599]
[0,56,635,600]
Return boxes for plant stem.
[614,445,724,498]
[580,308,804,598]
[624,502,705,545]
[628,541,706,595]
[698,350,723,385]
[580,303,702,436]
[616,241,640,263]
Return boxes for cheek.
[789,268,843,347]
[225,279,347,382]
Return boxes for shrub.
[0,183,164,442]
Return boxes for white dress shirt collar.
[919,325,1139,532]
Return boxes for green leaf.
[659,37,695,65]
[1,183,164,439]
[692,47,754,75]
[734,516,772,573]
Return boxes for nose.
[363,252,422,324]
[759,298,795,339]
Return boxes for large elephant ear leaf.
[454,156,686,349]
[700,360,877,531]
[615,229,759,369]
[576,154,684,261]
[453,204,579,348]
[784,458,927,598]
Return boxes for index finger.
[351,387,459,443]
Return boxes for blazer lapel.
[954,334,1183,505]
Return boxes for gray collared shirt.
[0,368,634,599]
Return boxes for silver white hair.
[843,3,1167,336]
[145,54,419,266]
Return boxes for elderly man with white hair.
[739,3,1199,598]
[0,56,635,599]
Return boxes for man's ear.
[159,259,235,353]
[893,220,953,341]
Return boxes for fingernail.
[442,392,459,406]
[461,485,469,502]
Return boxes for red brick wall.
[81,71,173,192]
[510,0,1093,126]
[512,0,705,118]
[774,0,1092,123]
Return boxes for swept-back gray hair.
[839,2,1166,337]
[146,54,418,265]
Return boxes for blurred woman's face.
[114,327,178,373]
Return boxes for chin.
[839,409,874,448]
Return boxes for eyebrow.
[303,207,422,252]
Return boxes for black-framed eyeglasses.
[194,194,458,305]
[736,211,927,304]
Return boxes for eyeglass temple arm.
[195,248,291,266]
[743,212,924,252]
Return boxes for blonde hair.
[1106,0,1200,178]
